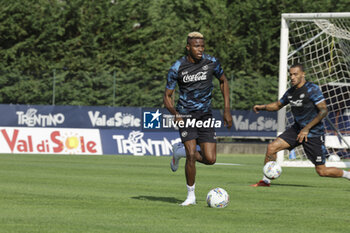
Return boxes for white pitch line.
[215,163,242,166]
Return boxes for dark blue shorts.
[178,111,216,144]
[279,126,326,165]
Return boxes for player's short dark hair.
[187,32,204,44]
[290,63,304,72]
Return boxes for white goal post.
[277,13,350,168]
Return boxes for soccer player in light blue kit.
[251,63,350,186]
[163,32,232,205]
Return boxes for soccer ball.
[206,187,229,208]
[263,161,282,179]
[328,154,341,162]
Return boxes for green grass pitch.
[0,153,348,233]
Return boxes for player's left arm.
[297,100,328,143]
[218,74,233,129]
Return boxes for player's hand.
[223,109,232,129]
[297,128,309,143]
[253,105,265,113]
[174,114,184,124]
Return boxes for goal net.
[277,13,350,167]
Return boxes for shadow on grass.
[131,195,182,203]
[226,180,314,188]
[272,183,313,188]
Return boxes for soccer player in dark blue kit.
[251,63,350,186]
[163,32,233,205]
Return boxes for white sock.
[342,170,350,180]
[181,184,196,206]
[262,176,271,184]
[186,183,195,198]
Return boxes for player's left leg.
[315,165,344,177]
[195,112,217,165]
[303,137,350,180]
[196,142,216,165]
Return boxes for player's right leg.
[170,142,186,172]
[251,137,291,187]
[170,115,196,172]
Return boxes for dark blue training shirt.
[166,54,224,114]
[280,81,326,137]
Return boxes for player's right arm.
[253,101,284,113]
[254,88,289,113]
[164,61,183,122]
[163,88,183,123]
[163,88,176,115]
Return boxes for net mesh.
[285,17,350,162]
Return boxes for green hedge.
[0,0,348,109]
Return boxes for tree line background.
[0,0,349,109]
